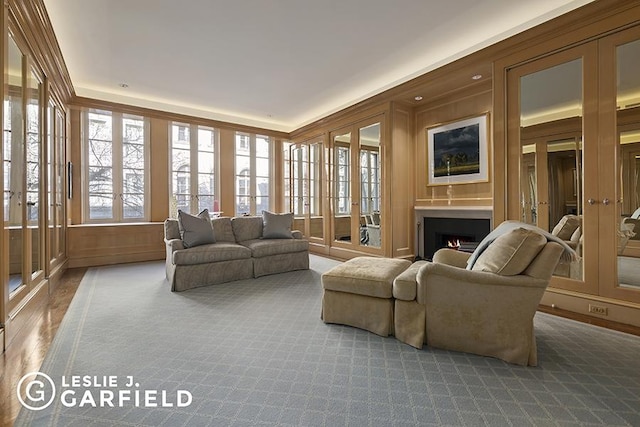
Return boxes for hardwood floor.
[0,268,86,427]
[0,266,638,427]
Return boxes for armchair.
[394,225,568,366]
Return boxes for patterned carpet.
[16,255,640,426]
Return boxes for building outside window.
[170,123,218,217]
[235,132,271,215]
[83,109,149,222]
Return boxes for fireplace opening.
[423,217,490,260]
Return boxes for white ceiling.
[43,0,594,132]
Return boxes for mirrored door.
[507,43,598,293]
[601,27,640,303]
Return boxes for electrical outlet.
[589,304,608,316]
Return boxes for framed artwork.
[427,114,489,186]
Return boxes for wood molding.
[7,0,74,104]
[71,97,290,139]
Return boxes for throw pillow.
[177,209,216,248]
[551,215,581,240]
[472,227,546,276]
[262,210,294,239]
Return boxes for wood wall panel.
[67,224,165,268]
[149,117,170,221]
[390,103,414,258]
[415,86,493,208]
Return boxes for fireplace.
[415,207,492,260]
[424,217,490,260]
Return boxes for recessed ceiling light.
[414,96,423,101]
[472,74,482,80]
[118,83,129,88]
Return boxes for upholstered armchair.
[394,225,569,366]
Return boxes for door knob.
[602,198,610,206]
[587,198,597,205]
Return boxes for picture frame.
[427,114,489,186]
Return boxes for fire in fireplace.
[423,217,490,260]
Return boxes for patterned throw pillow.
[177,209,216,248]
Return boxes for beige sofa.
[164,216,309,291]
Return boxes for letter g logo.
[17,372,56,411]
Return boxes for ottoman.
[321,257,412,336]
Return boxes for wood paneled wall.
[414,82,493,208]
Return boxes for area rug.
[16,255,640,426]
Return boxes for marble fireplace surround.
[415,206,493,260]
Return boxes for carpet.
[16,255,640,426]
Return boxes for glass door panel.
[359,122,381,248]
[309,142,323,239]
[26,67,43,278]
[614,36,640,296]
[509,43,597,292]
[333,131,351,243]
[4,35,25,300]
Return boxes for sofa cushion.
[231,216,263,242]
[241,238,309,258]
[211,217,236,242]
[551,215,581,240]
[262,211,294,239]
[172,242,251,265]
[472,227,546,276]
[178,209,216,248]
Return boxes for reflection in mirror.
[334,132,351,243]
[617,38,640,290]
[359,123,381,248]
[4,35,24,295]
[520,58,583,280]
[27,69,42,276]
[521,144,537,225]
[309,142,323,239]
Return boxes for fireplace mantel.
[415,206,493,259]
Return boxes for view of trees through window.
[235,133,270,215]
[170,123,217,217]
[86,110,146,221]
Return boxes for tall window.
[235,133,271,215]
[84,109,148,222]
[170,123,218,217]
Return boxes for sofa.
[164,212,309,291]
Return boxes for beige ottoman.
[321,257,411,336]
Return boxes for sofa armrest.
[165,238,184,252]
[432,248,471,268]
[292,230,304,239]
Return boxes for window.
[235,133,271,215]
[170,123,218,217]
[83,109,149,222]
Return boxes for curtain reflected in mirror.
[520,58,584,280]
[616,38,640,290]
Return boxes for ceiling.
[43,0,594,133]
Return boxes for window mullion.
[250,134,257,215]
[190,124,199,213]
[113,112,123,221]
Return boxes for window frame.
[82,109,150,223]
[169,122,219,217]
